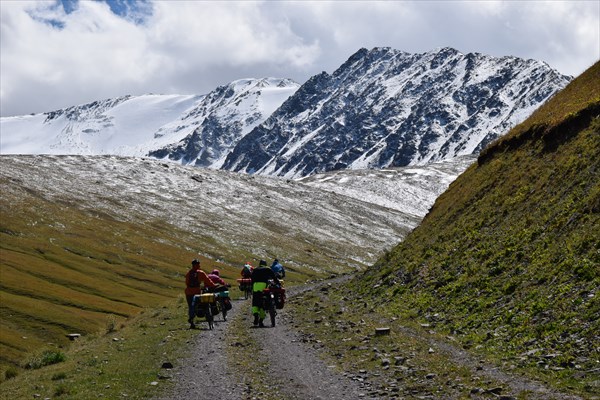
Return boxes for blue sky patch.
[58,0,152,24]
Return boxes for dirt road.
[154,299,247,400]
[156,280,584,400]
[155,291,369,400]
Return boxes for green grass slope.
[357,61,599,395]
[0,193,229,373]
[0,171,319,377]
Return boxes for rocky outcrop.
[223,47,571,178]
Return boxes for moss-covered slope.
[359,61,599,394]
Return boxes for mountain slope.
[147,78,300,167]
[223,47,571,178]
[0,78,299,165]
[299,155,475,217]
[356,61,599,395]
[2,48,569,179]
[0,154,470,371]
[1,94,200,155]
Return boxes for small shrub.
[43,350,66,366]
[85,357,99,367]
[52,372,67,381]
[4,367,18,380]
[573,260,596,281]
[54,384,70,396]
[24,350,66,369]
[503,281,518,295]
[106,314,117,334]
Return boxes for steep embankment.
[356,61,599,396]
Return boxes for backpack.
[272,263,284,278]
[188,270,200,288]
[241,265,252,278]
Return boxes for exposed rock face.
[1,48,570,179]
[222,47,571,178]
[149,78,300,168]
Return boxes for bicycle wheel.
[268,302,276,327]
[205,305,214,330]
[221,299,228,321]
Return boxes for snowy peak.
[1,48,570,179]
[1,94,203,155]
[148,77,300,168]
[0,78,300,166]
[222,47,571,178]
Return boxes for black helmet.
[191,259,200,265]
[259,259,267,267]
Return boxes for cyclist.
[208,269,227,286]
[270,259,285,279]
[251,259,276,327]
[185,259,215,329]
[241,262,253,278]
[207,268,232,317]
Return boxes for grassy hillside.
[356,61,599,395]
[0,294,200,400]
[0,170,323,377]
[0,193,236,374]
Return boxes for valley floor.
[155,278,585,400]
[155,289,367,400]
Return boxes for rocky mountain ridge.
[147,78,299,167]
[0,78,299,165]
[0,48,570,178]
[223,47,571,177]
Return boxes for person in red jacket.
[185,259,215,329]
[208,269,227,286]
[241,262,253,278]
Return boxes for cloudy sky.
[1,0,598,117]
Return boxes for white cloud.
[1,0,598,117]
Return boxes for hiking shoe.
[190,322,196,329]
[253,313,259,326]
[259,319,265,328]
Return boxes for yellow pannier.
[197,293,215,303]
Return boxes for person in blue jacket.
[270,259,285,279]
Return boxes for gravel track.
[246,310,368,400]
[156,279,584,400]
[155,282,369,400]
[154,299,247,400]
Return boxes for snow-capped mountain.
[0,78,300,166]
[147,78,299,168]
[1,48,570,179]
[1,94,199,155]
[222,47,571,178]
